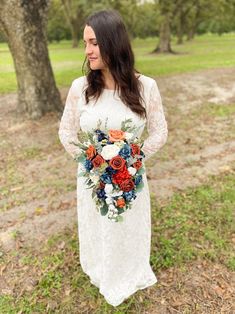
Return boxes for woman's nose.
[85,44,92,55]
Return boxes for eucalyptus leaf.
[100,203,109,216]
[116,215,124,222]
[137,167,145,175]
[77,172,86,178]
[136,181,144,192]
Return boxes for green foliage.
[100,202,109,215]
[46,0,235,43]
[47,0,70,42]
[150,173,235,271]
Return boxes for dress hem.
[81,264,158,307]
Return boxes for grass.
[0,171,234,313]
[0,33,235,93]
[151,172,234,271]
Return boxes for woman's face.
[83,25,106,71]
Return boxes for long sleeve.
[142,79,168,161]
[58,79,82,159]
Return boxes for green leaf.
[136,181,144,192]
[137,167,145,175]
[92,190,97,199]
[77,171,86,178]
[100,203,109,216]
[116,215,124,222]
[74,154,86,163]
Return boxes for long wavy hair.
[82,9,146,119]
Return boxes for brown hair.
[82,9,146,119]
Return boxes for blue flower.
[135,175,143,185]
[100,172,112,184]
[106,166,117,175]
[96,188,106,200]
[95,129,107,141]
[84,159,93,171]
[119,144,131,159]
[123,190,136,201]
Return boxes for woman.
[58,9,168,307]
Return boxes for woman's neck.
[101,68,115,89]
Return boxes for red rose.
[99,181,105,189]
[131,144,140,156]
[119,179,135,192]
[92,154,105,168]
[86,145,96,160]
[133,160,142,170]
[109,156,126,170]
[112,166,131,185]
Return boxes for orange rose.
[119,179,135,192]
[86,145,96,160]
[92,155,105,168]
[116,198,125,208]
[131,144,140,156]
[132,160,142,170]
[109,156,126,170]
[108,129,125,142]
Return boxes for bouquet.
[72,118,146,222]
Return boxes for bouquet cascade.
[72,118,146,222]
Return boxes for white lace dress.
[58,74,168,306]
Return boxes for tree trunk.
[186,27,195,41]
[0,0,62,119]
[176,14,184,44]
[153,14,173,53]
[71,20,79,48]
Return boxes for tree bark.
[176,10,184,44]
[71,20,79,48]
[153,13,173,53]
[0,0,62,119]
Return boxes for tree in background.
[152,0,175,53]
[0,0,62,119]
[173,0,198,44]
[47,0,71,42]
[61,0,87,48]
[195,0,235,36]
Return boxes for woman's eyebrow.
[83,38,97,42]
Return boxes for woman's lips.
[89,58,97,61]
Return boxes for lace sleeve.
[142,79,168,161]
[58,79,81,159]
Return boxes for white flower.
[100,144,120,160]
[125,132,133,140]
[105,197,113,205]
[109,204,115,211]
[110,190,123,197]
[128,166,137,176]
[89,173,99,184]
[104,184,114,194]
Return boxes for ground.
[0,67,234,313]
